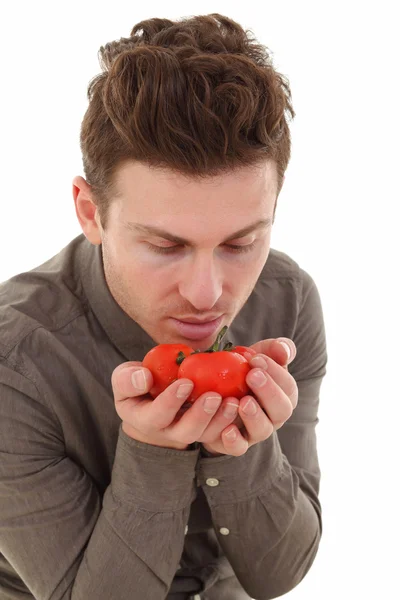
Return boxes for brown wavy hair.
[79,13,295,230]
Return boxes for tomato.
[232,345,257,359]
[142,327,255,403]
[177,350,251,402]
[142,343,193,398]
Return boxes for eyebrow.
[124,218,272,245]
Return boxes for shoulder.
[261,247,317,291]
[0,235,88,361]
[256,246,320,317]
[258,247,323,315]
[262,249,328,379]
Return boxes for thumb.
[111,361,152,403]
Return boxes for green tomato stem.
[222,342,234,351]
[176,351,187,365]
[181,326,232,363]
[202,326,229,353]
[213,325,228,351]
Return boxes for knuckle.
[283,400,293,420]
[113,362,142,384]
[176,419,200,446]
[291,387,299,409]
[181,433,197,445]
[264,420,274,438]
[113,361,141,375]
[274,421,285,430]
[236,447,248,457]
[287,377,298,398]
[111,370,122,394]
[275,403,292,425]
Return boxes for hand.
[111,361,239,451]
[201,338,298,457]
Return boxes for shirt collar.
[77,235,156,361]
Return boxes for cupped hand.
[112,360,241,451]
[200,338,298,457]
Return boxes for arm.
[0,363,199,600]
[197,270,328,600]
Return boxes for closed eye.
[146,241,258,255]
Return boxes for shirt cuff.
[196,433,285,506]
[111,423,201,511]
[200,445,223,458]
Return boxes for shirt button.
[185,525,188,535]
[219,527,230,535]
[205,477,219,487]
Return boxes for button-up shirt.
[0,234,328,599]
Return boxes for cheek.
[224,243,268,274]
[229,244,270,288]
[128,261,174,297]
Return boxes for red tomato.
[177,350,251,402]
[142,343,193,398]
[232,345,257,359]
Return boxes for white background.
[1,1,399,598]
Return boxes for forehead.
[111,161,277,236]
[115,160,276,200]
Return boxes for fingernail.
[131,369,147,392]
[223,402,238,419]
[242,398,257,415]
[251,356,268,370]
[177,383,194,399]
[279,341,291,361]
[204,395,222,414]
[225,427,237,441]
[249,370,267,387]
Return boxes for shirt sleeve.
[0,361,200,600]
[196,269,328,600]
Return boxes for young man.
[0,13,328,600]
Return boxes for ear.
[72,176,102,245]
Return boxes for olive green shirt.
[0,234,328,600]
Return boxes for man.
[0,13,328,600]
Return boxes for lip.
[170,314,224,341]
[177,315,222,324]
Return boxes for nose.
[178,251,223,311]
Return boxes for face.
[74,160,278,350]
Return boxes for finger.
[276,338,296,363]
[148,379,196,430]
[238,395,274,446]
[171,391,224,444]
[112,363,153,404]
[221,424,249,456]
[246,367,295,425]
[196,396,240,443]
[249,338,296,367]
[248,354,298,410]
